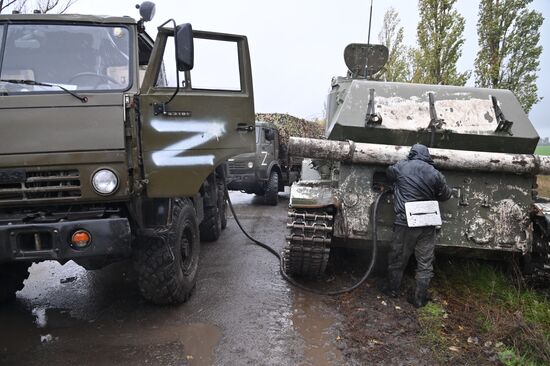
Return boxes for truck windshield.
[0,24,131,93]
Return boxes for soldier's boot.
[380,270,402,298]
[409,277,430,308]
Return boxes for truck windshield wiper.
[0,79,88,103]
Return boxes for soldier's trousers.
[387,225,436,280]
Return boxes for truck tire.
[135,198,200,305]
[219,184,227,230]
[0,262,31,304]
[200,204,222,242]
[265,172,279,206]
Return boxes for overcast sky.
[66,0,549,138]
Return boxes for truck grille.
[0,169,81,202]
[228,161,248,173]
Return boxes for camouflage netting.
[256,113,325,147]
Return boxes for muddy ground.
[0,191,539,365]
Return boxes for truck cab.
[0,2,256,304]
[227,121,301,205]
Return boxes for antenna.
[365,0,374,79]
[367,0,373,45]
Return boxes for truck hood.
[0,94,125,155]
[228,152,256,161]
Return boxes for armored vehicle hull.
[285,44,550,277]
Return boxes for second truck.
[226,121,301,205]
[227,115,323,205]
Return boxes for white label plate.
[405,201,442,227]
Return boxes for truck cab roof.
[0,13,137,25]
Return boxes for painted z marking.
[151,120,226,167]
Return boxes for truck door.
[139,27,255,197]
[260,127,277,169]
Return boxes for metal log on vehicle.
[289,137,550,175]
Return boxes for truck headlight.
[248,161,254,169]
[92,169,119,195]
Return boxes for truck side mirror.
[176,23,194,71]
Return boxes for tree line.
[376,0,543,114]
[0,0,543,116]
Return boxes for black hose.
[225,187,389,296]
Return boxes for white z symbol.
[151,120,226,167]
[261,151,269,166]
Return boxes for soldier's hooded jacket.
[386,144,452,226]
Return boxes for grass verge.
[417,302,449,361]
[428,259,550,365]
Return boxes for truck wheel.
[219,187,227,230]
[0,262,31,303]
[135,198,200,305]
[200,205,222,242]
[265,172,279,206]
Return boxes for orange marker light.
[71,230,91,248]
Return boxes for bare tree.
[0,0,18,13]
[1,0,77,13]
[36,0,77,13]
[13,0,27,12]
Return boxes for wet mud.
[3,190,506,365]
[291,292,344,366]
[0,192,345,365]
[335,279,436,366]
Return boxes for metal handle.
[236,124,254,132]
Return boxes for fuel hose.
[225,187,389,295]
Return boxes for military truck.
[0,2,256,304]
[227,121,301,205]
[284,43,550,277]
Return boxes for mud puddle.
[291,292,344,365]
[1,302,222,366]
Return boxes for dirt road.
[0,192,354,365]
[6,190,512,365]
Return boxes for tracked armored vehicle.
[284,43,550,277]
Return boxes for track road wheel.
[135,198,200,305]
[265,172,279,206]
[0,262,31,304]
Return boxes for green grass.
[417,302,449,360]
[536,146,550,155]
[435,261,550,364]
[499,347,543,366]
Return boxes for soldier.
[383,144,452,308]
